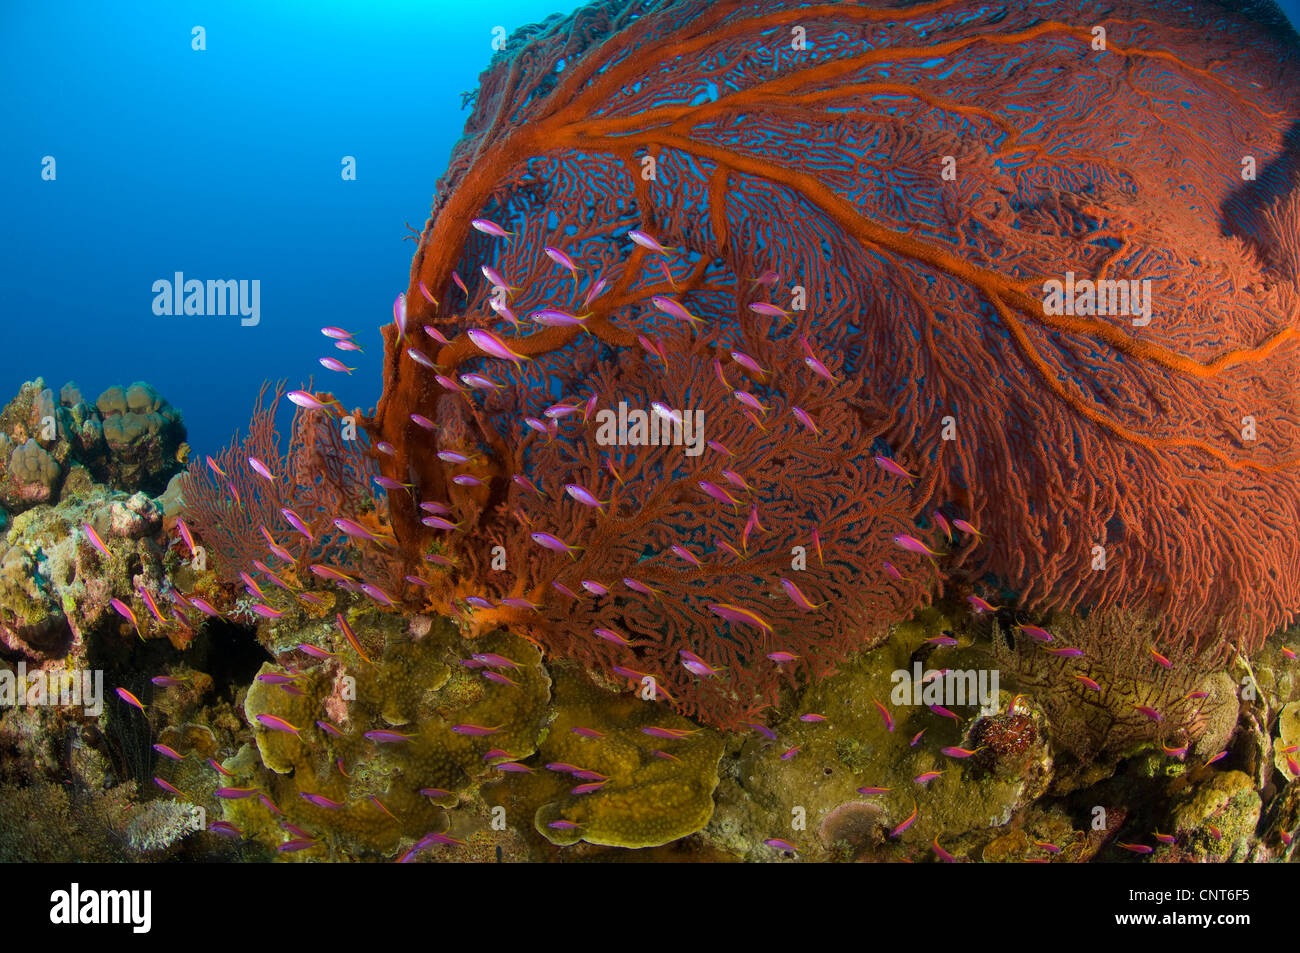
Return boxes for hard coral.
[363,0,1300,727]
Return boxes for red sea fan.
[180,382,393,587]
[366,0,1300,724]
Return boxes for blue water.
[0,0,585,457]
[2,0,1298,457]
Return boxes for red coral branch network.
[350,0,1298,726]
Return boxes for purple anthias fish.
[467,328,529,365]
[531,532,581,557]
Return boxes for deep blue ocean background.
[2,0,1299,458]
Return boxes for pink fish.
[409,348,441,371]
[1017,623,1053,643]
[628,228,674,254]
[708,603,773,634]
[893,534,943,558]
[467,327,530,364]
[874,455,914,483]
[651,295,705,331]
[300,792,344,810]
[800,713,827,723]
[571,726,605,739]
[215,787,260,799]
[393,292,408,340]
[471,218,513,238]
[564,483,609,510]
[319,357,355,374]
[914,770,944,784]
[779,577,824,612]
[451,723,501,737]
[890,803,919,838]
[767,650,800,664]
[110,599,141,637]
[680,650,725,679]
[748,301,790,319]
[256,714,301,735]
[530,532,582,557]
[1075,674,1102,691]
[152,743,182,761]
[967,594,1000,614]
[530,308,591,328]
[933,837,956,863]
[733,390,769,414]
[857,786,893,795]
[280,508,314,542]
[791,406,820,434]
[928,703,959,723]
[873,700,894,732]
[286,390,334,414]
[952,518,982,538]
[941,746,982,759]
[365,730,414,744]
[932,511,953,542]
[154,778,188,798]
[780,746,800,760]
[1149,646,1173,669]
[882,561,903,581]
[1043,646,1085,657]
[321,326,354,340]
[251,603,284,620]
[419,281,437,305]
[764,838,797,852]
[1133,705,1163,722]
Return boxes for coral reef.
[353,0,1299,728]
[0,378,186,514]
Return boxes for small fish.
[82,522,112,558]
[893,534,943,558]
[393,292,408,340]
[460,373,502,392]
[1153,831,1176,845]
[334,517,384,543]
[471,217,513,238]
[365,730,414,744]
[1133,705,1163,722]
[764,838,797,852]
[1016,623,1053,643]
[670,545,702,568]
[571,781,608,795]
[699,480,742,508]
[251,603,284,620]
[628,228,674,254]
[530,532,582,557]
[680,650,725,679]
[583,276,608,306]
[452,723,502,736]
[1149,646,1173,669]
[708,603,774,634]
[594,627,635,646]
[1074,674,1102,691]
[791,406,820,434]
[205,454,227,478]
[467,327,530,365]
[319,357,355,374]
[929,703,960,723]
[933,837,956,863]
[941,746,983,758]
[410,413,438,431]
[150,675,188,687]
[873,700,894,732]
[926,635,959,647]
[1034,841,1061,854]
[951,518,982,538]
[733,390,769,414]
[152,743,182,761]
[890,803,919,838]
[745,722,778,740]
[548,819,582,831]
[336,613,375,665]
[571,726,605,739]
[409,349,441,371]
[278,839,316,853]
[1204,750,1229,766]
[336,340,363,352]
[418,281,437,306]
[256,714,301,735]
[321,325,354,341]
[286,390,335,414]
[451,271,469,296]
[281,508,315,542]
[1116,842,1153,855]
[874,456,915,484]
[748,301,790,319]
[932,511,953,542]
[564,483,609,511]
[215,786,260,799]
[651,295,705,331]
[767,651,800,664]
[780,746,800,760]
[1161,740,1189,758]
[483,671,519,688]
[967,595,1000,614]
[910,729,926,747]
[779,577,825,612]
[1043,646,1085,658]
[914,771,944,784]
[315,720,344,738]
[300,792,344,810]
[1282,647,1298,660]
[800,713,827,723]
[154,777,184,796]
[857,786,893,795]
[530,308,591,328]
[208,758,234,777]
[110,598,140,637]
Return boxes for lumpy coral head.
[367,0,1300,726]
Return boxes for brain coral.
[360,0,1300,726]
